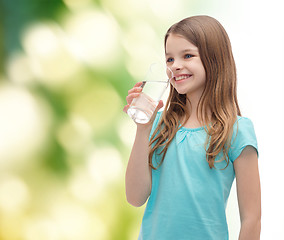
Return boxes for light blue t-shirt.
[138,112,258,240]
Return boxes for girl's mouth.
[174,74,192,82]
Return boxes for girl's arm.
[123,82,163,207]
[125,124,153,207]
[234,146,261,240]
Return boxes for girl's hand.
[123,82,143,114]
[123,82,164,128]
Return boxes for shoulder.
[236,115,254,125]
[229,116,258,162]
[233,116,256,134]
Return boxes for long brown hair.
[149,15,241,169]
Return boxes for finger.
[133,81,144,88]
[156,100,164,111]
[149,100,164,123]
[123,104,130,113]
[128,87,143,95]
[154,100,164,113]
[126,92,140,105]
[128,82,143,94]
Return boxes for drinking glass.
[127,62,173,124]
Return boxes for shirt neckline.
[179,125,205,132]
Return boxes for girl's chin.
[172,87,188,95]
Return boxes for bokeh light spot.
[22,22,80,85]
[63,9,120,69]
[0,84,50,166]
[56,114,93,155]
[87,145,123,186]
[0,175,30,213]
[71,82,122,131]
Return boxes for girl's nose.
[172,60,183,71]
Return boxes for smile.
[175,74,192,81]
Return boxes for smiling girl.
[124,15,261,240]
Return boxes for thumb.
[149,100,164,123]
[156,100,164,111]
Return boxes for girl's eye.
[185,54,193,59]
[167,57,174,63]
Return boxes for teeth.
[175,75,191,81]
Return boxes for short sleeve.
[229,117,258,162]
[149,111,163,141]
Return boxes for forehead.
[165,34,198,55]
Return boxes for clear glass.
[127,62,173,124]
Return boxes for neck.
[186,89,203,116]
[182,95,200,128]
[183,92,210,128]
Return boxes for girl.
[123,15,261,240]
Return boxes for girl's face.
[165,34,206,99]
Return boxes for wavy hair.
[149,15,241,169]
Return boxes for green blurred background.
[0,0,207,239]
[1,0,282,239]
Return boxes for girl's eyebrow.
[165,48,198,56]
